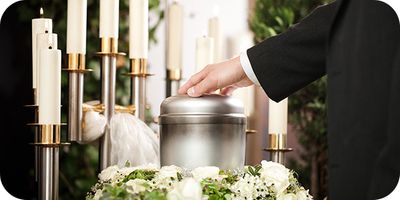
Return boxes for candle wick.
[40,7,44,18]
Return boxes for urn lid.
[159,94,246,124]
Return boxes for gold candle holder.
[166,68,182,97]
[167,68,182,81]
[123,58,153,121]
[26,123,68,200]
[96,37,126,56]
[265,133,292,164]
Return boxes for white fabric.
[80,110,106,144]
[240,51,260,86]
[110,113,160,167]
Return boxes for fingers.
[178,66,210,94]
[187,76,218,97]
[220,85,239,96]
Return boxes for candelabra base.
[264,133,292,164]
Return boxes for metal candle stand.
[27,102,69,200]
[166,69,181,97]
[64,53,92,142]
[95,37,126,170]
[265,133,292,164]
[123,58,152,121]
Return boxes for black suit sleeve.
[247,2,338,102]
[369,48,400,199]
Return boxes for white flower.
[230,174,260,199]
[92,189,103,200]
[117,167,137,176]
[296,188,313,200]
[98,165,119,181]
[159,165,182,178]
[260,160,290,195]
[126,179,148,194]
[167,178,203,200]
[191,166,220,181]
[277,193,297,200]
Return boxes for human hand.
[178,56,253,97]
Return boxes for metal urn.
[159,94,247,169]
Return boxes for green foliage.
[138,190,168,200]
[16,0,163,199]
[201,178,233,200]
[245,165,262,177]
[250,0,332,199]
[123,170,157,182]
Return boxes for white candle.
[229,30,255,117]
[195,36,214,72]
[38,49,61,124]
[233,86,255,117]
[36,33,58,102]
[129,0,148,59]
[167,1,183,70]
[67,0,87,53]
[268,98,288,134]
[99,0,119,38]
[32,18,52,88]
[208,13,222,63]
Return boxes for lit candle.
[32,13,52,89]
[38,48,61,124]
[195,36,214,72]
[208,5,222,63]
[36,33,58,102]
[167,1,183,70]
[129,0,148,59]
[99,0,119,38]
[67,0,87,53]
[268,98,288,134]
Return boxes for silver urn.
[159,94,246,169]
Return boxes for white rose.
[125,179,148,194]
[260,160,290,194]
[99,165,119,181]
[159,165,182,178]
[167,178,203,200]
[191,166,220,181]
[277,193,297,200]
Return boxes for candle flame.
[40,7,44,17]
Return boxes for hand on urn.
[179,56,253,97]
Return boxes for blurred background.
[0,0,331,199]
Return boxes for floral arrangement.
[86,161,312,200]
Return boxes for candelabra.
[65,36,149,172]
[265,133,292,164]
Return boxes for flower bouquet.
[86,161,312,200]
